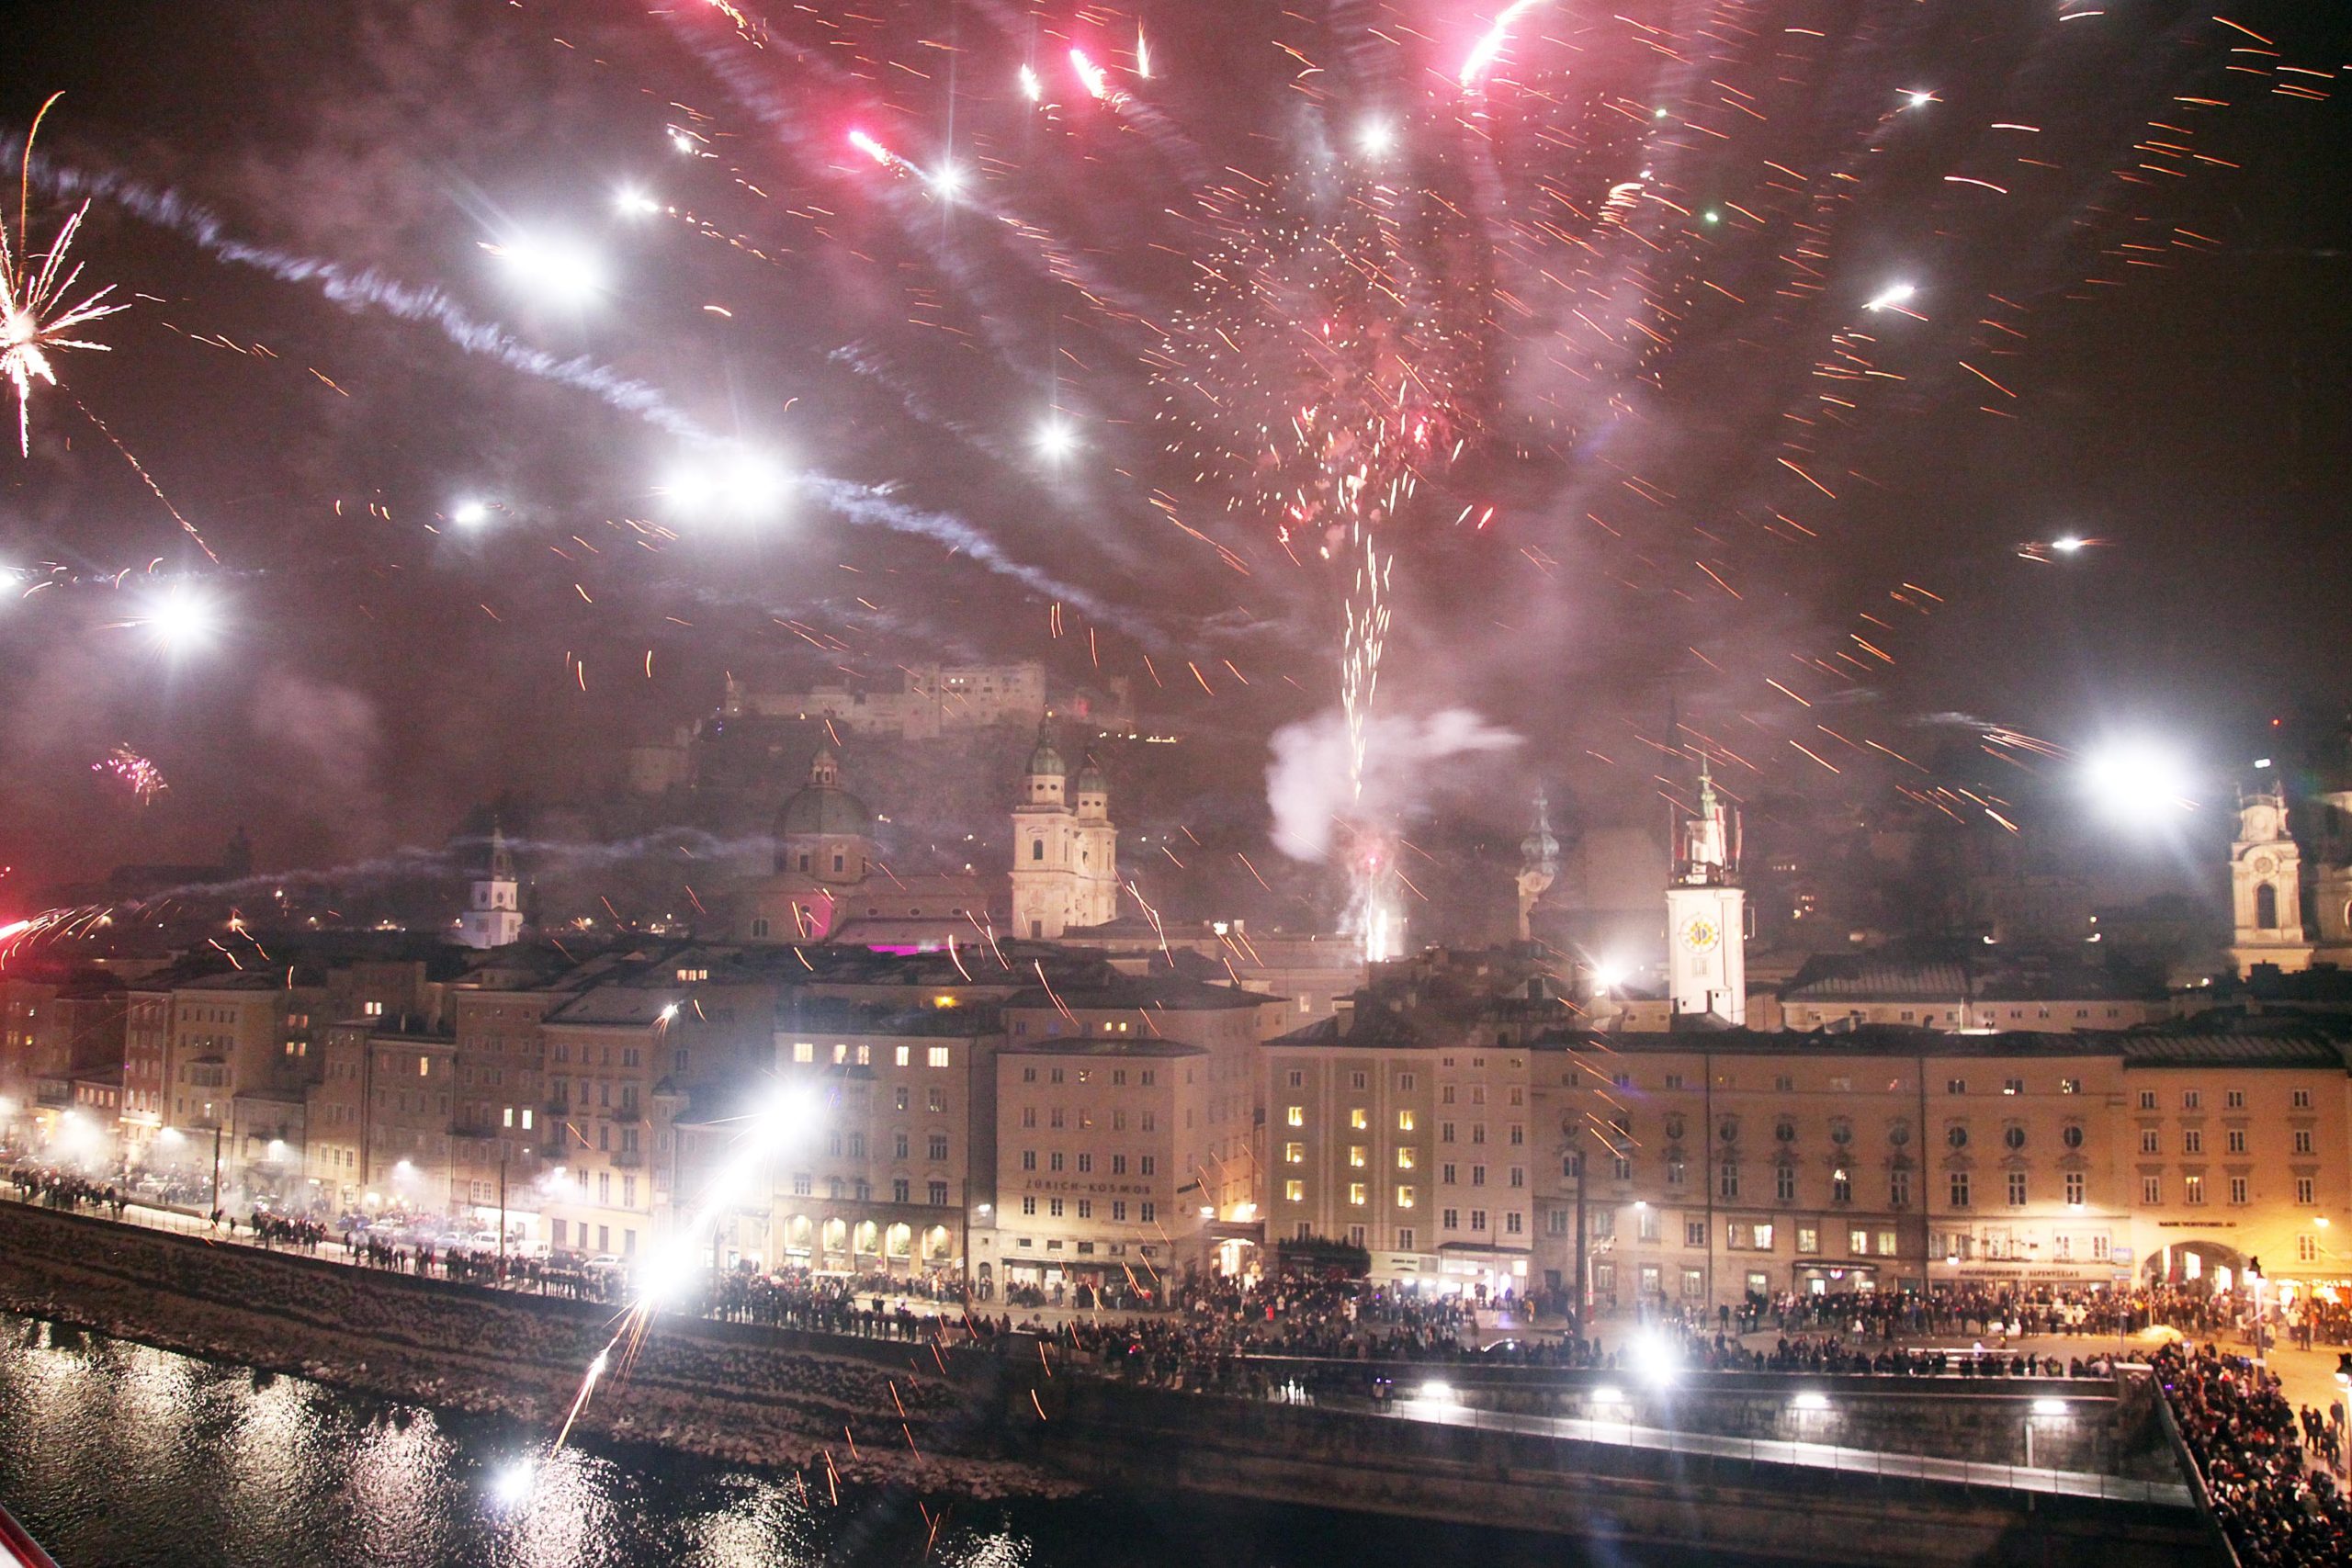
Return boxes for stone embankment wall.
[0,1201,1050,1498]
[1033,1381,2221,1567]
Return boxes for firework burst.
[3,95,128,457]
[93,743,167,805]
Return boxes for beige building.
[990,1036,1214,1295]
[1776,953,2179,1033]
[695,999,998,1277]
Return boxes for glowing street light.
[2082,739,2196,826]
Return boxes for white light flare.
[482,236,605,307]
[660,447,792,523]
[450,500,491,527]
[2082,739,2197,827]
[137,585,216,656]
[1864,282,1917,313]
[1019,63,1044,103]
[1035,417,1078,462]
[1356,118,1398,156]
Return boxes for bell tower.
[1515,789,1559,943]
[2230,780,2311,974]
[1665,758,1746,1024]
[1011,719,1077,939]
[457,821,524,950]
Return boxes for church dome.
[1025,719,1066,778]
[778,746,872,838]
[1075,761,1106,794]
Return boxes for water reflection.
[0,1314,1680,1568]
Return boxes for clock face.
[2254,854,2278,876]
[1681,917,1721,953]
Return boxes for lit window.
[1395,1186,1415,1209]
[1396,1148,1415,1170]
[1349,1184,1367,1207]
[793,1042,814,1064]
[1396,1110,1415,1132]
[1350,1108,1368,1130]
[1284,1180,1304,1202]
[1348,1145,1366,1168]
[1283,1143,1305,1165]
[1286,1106,1305,1127]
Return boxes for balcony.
[611,1150,644,1169]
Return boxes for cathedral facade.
[2229,775,2352,974]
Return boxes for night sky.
[2,1,2346,916]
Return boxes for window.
[1049,1199,1065,1217]
[1442,1209,1460,1231]
[2224,1089,2245,1110]
[927,1046,950,1068]
[1348,1145,1367,1168]
[1665,1073,1684,1090]
[2059,1078,2081,1095]
[1348,1183,1367,1207]
[1286,1106,1305,1128]
[1350,1071,1368,1090]
[929,1134,949,1161]
[2292,1089,2312,1110]
[1946,1079,1966,1096]
[1396,1147,1415,1170]
[1946,1124,1969,1149]
[1831,1168,1851,1203]
[2141,1130,2161,1155]
[2181,1130,2203,1156]
[2229,1177,2248,1206]
[1719,1166,1739,1200]
[2139,1090,2157,1111]
[1469,1210,1488,1232]
[2065,1171,2085,1205]
[1396,1110,1416,1133]
[1396,1226,1415,1250]
[2181,1090,2201,1111]
[1396,1185,1415,1209]
[1112,1201,1126,1223]
[2003,1078,2023,1096]
[1667,1160,1686,1188]
[1889,1170,1910,1208]
[1505,1212,1524,1235]
[1076,1154,1091,1174]
[2007,1171,2027,1206]
[894,1133,910,1159]
[1350,1108,1368,1131]
[2226,1129,2246,1154]
[2003,1125,2026,1151]
[2294,1130,2314,1155]
[2142,1176,2162,1205]
[1686,1220,1707,1247]
[1285,1069,1304,1089]
[1284,1180,1304,1202]
[2301,1234,2321,1264]
[1949,1172,1970,1208]
[1611,1155,1632,1181]
[2183,1175,2204,1206]
[1471,1166,1487,1188]
[1283,1143,1304,1165]
[1639,1209,1662,1243]
[2298,1177,2316,1205]
[1776,1166,1796,1202]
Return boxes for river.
[0,1314,1675,1568]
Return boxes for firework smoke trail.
[9,152,1146,619]
[14,152,712,442]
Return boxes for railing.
[1367,1394,2197,1507]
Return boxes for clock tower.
[1666,759,1746,1024]
[2229,779,2311,975]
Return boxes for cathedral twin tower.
[1008,719,1120,939]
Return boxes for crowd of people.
[2160,1345,2350,1566]
[6,1165,130,1219]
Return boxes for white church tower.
[1009,719,1119,939]
[1666,758,1746,1024]
[457,822,524,950]
[2230,780,2311,974]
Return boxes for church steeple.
[456,818,524,950]
[1666,752,1745,1023]
[1514,789,1558,943]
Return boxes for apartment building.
[989,1035,1215,1292]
